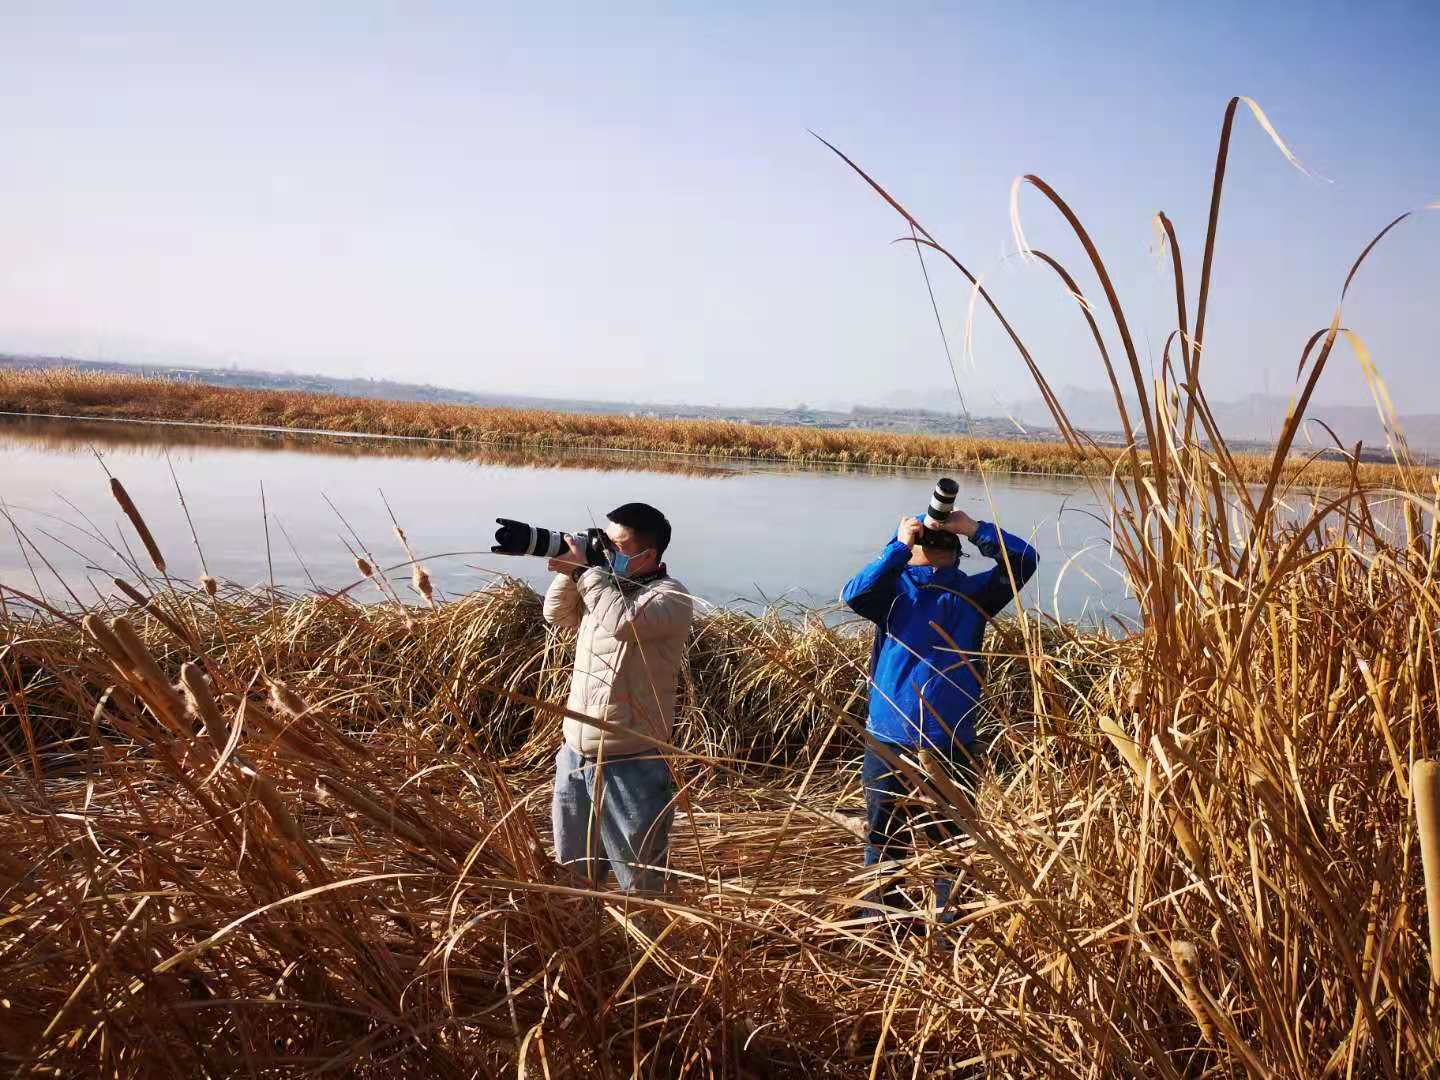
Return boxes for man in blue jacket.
[842,505,1038,920]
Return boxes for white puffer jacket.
[543,567,693,757]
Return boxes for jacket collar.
[909,562,963,584]
[620,563,669,589]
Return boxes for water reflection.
[0,413,744,477]
[0,414,1135,625]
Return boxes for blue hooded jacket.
[841,519,1038,751]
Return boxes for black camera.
[919,478,960,550]
[491,519,610,566]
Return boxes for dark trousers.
[862,740,979,915]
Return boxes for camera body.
[919,478,960,550]
[491,519,610,566]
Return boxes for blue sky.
[0,2,1435,413]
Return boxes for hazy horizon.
[2,3,1436,415]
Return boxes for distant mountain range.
[1006,386,1440,457]
[3,353,1433,459]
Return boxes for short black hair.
[607,502,672,559]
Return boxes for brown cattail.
[108,617,186,730]
[83,613,130,669]
[355,556,373,578]
[179,662,225,747]
[239,765,303,843]
[112,577,192,645]
[200,574,217,597]
[1170,940,1217,1043]
[111,576,149,608]
[268,678,311,721]
[412,564,433,601]
[249,693,326,763]
[109,617,167,686]
[109,477,166,574]
[1412,759,1440,995]
[317,774,433,851]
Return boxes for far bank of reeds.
[0,365,1420,486]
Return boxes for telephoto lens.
[920,478,961,549]
[491,519,607,565]
[924,478,959,530]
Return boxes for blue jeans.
[862,740,979,916]
[551,744,676,894]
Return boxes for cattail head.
[355,556,373,578]
[179,662,225,745]
[200,574,218,597]
[109,477,166,574]
[239,764,303,843]
[412,564,433,601]
[83,613,129,669]
[393,525,408,546]
[109,616,160,680]
[267,678,310,720]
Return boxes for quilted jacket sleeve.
[576,570,693,644]
[543,571,585,631]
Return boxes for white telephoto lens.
[925,479,958,529]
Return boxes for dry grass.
[2,469,1435,1076]
[0,365,1422,487]
[4,96,1440,1076]
[0,570,1075,1077]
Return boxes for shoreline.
[0,408,1104,481]
[0,367,1425,488]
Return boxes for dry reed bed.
[2,519,1438,1075]
[0,578,1089,1076]
[1,579,1072,772]
[0,365,1418,487]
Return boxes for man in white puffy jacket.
[543,502,693,893]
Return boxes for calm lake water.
[0,414,1135,625]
